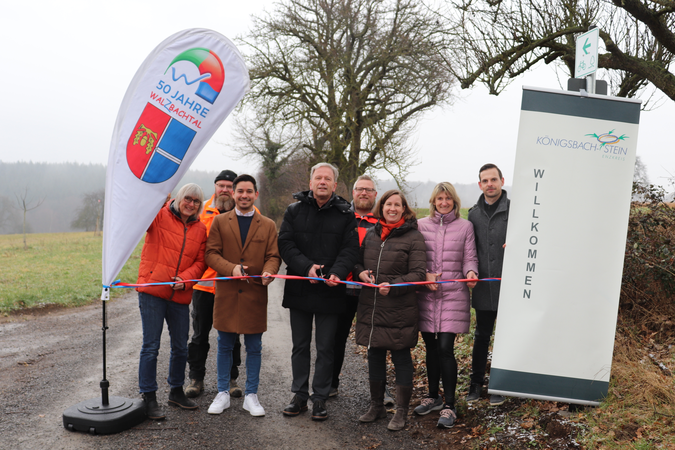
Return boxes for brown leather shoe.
[229,379,243,398]
[185,379,204,398]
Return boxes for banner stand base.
[63,396,145,435]
[63,298,146,434]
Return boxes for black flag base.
[63,298,146,435]
[63,395,145,435]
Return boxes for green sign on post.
[575,28,599,78]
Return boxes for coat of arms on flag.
[124,46,227,184]
[126,103,196,183]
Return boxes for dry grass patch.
[582,326,675,449]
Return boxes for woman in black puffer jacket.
[354,189,426,431]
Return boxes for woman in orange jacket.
[136,183,207,420]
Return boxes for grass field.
[0,232,143,313]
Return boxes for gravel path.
[0,278,424,450]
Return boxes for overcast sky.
[2,0,673,188]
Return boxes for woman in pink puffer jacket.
[414,182,478,429]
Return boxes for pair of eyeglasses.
[183,197,201,206]
[354,188,376,193]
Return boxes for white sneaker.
[207,391,230,414]
[243,393,265,417]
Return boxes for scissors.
[317,266,329,280]
[240,263,250,283]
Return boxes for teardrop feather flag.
[102,29,249,298]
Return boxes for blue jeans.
[217,331,262,395]
[138,292,190,393]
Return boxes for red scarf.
[380,217,405,241]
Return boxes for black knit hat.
[215,170,237,183]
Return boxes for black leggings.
[421,332,457,408]
[367,347,413,387]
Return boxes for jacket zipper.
[368,238,388,349]
[169,224,188,301]
[436,215,444,339]
[432,216,445,340]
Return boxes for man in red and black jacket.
[330,175,379,396]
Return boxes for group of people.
[134,161,509,432]
[136,170,279,419]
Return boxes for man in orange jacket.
[330,175,378,396]
[185,170,244,399]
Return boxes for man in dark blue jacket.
[467,163,510,406]
[278,162,359,421]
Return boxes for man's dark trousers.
[187,289,240,381]
[290,308,338,401]
[470,309,498,386]
[331,294,358,389]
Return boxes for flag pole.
[62,289,146,435]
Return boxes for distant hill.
[0,162,509,234]
[377,180,481,208]
[376,179,509,211]
[0,162,220,234]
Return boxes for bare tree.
[256,154,310,224]
[634,155,650,186]
[71,190,105,234]
[14,188,46,249]
[446,0,675,105]
[230,113,305,221]
[232,113,301,181]
[0,196,16,234]
[632,155,652,201]
[240,0,456,189]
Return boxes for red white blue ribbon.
[104,275,500,289]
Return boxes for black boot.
[359,380,387,423]
[283,394,308,416]
[466,383,482,402]
[311,399,328,421]
[142,391,166,420]
[168,387,198,410]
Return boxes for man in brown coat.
[204,174,281,417]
